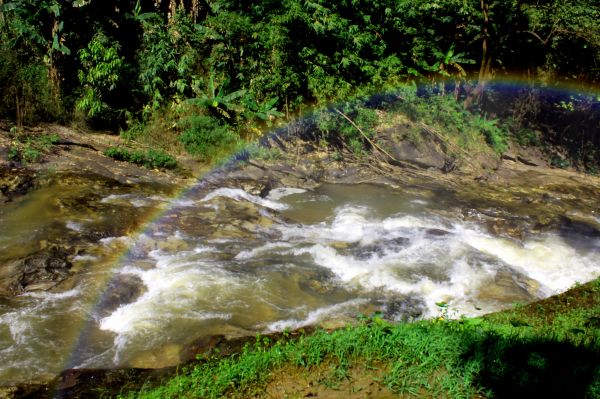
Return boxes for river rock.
[478,268,540,304]
[0,166,36,202]
[379,295,426,320]
[93,274,145,318]
[376,125,452,170]
[0,247,72,295]
[128,343,182,369]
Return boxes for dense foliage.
[0,0,599,164]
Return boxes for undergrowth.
[104,147,177,170]
[121,278,600,399]
[7,129,60,164]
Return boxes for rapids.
[1,178,599,384]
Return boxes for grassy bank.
[120,278,600,399]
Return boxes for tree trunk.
[465,0,492,109]
[15,91,22,128]
[478,0,492,83]
[47,19,62,105]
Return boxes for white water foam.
[244,205,600,318]
[201,188,288,210]
[99,236,133,246]
[95,193,600,366]
[100,194,155,208]
[99,249,243,361]
[235,242,295,259]
[460,229,600,293]
[23,288,81,301]
[73,254,98,262]
[265,298,369,331]
[66,221,83,232]
[266,187,307,201]
[279,206,446,246]
[0,286,86,382]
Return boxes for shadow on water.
[462,334,600,398]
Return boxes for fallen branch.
[56,140,98,151]
[334,108,419,170]
[417,123,479,170]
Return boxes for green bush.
[178,115,239,160]
[6,133,61,164]
[145,149,178,169]
[393,91,509,154]
[77,31,125,126]
[104,147,177,169]
[476,117,508,154]
[513,128,541,147]
[316,104,379,154]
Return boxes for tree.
[76,31,125,124]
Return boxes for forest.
[0,0,599,165]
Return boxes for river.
[1,172,599,384]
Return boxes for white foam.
[194,245,216,254]
[99,236,132,246]
[172,198,197,207]
[101,194,129,203]
[100,254,240,343]
[100,194,151,208]
[279,205,372,243]
[382,214,445,231]
[1,311,32,346]
[235,242,294,259]
[265,299,368,331]
[73,254,98,262]
[23,288,80,300]
[259,205,600,317]
[279,207,443,246]
[461,230,600,294]
[266,187,307,201]
[66,221,83,232]
[201,188,288,210]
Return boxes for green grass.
[120,278,600,399]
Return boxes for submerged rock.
[0,247,72,295]
[93,274,146,319]
[376,125,453,170]
[0,167,36,203]
[478,267,541,305]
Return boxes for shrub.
[103,147,177,170]
[178,115,238,160]
[316,104,379,153]
[6,133,60,164]
[77,31,125,127]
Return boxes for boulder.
[0,248,72,295]
[376,125,453,171]
[0,167,36,202]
